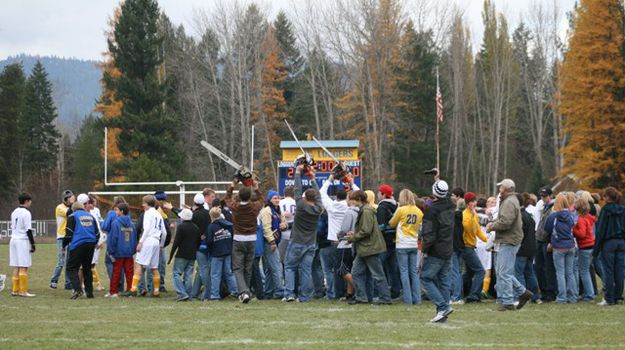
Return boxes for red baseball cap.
[379,185,394,198]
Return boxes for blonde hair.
[398,189,416,206]
[574,197,590,216]
[209,207,222,220]
[365,190,377,209]
[71,202,84,211]
[564,192,576,208]
[578,191,594,204]
[553,193,570,212]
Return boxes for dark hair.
[18,192,32,204]
[521,192,532,208]
[476,197,487,208]
[591,193,601,204]
[603,187,622,204]
[284,186,295,198]
[211,198,222,208]
[336,189,347,201]
[451,187,465,198]
[516,193,526,208]
[348,190,368,203]
[117,203,130,215]
[304,188,317,202]
[88,194,97,205]
[238,186,252,202]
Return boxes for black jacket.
[517,208,537,258]
[377,199,398,249]
[169,221,200,261]
[453,209,465,252]
[594,203,625,256]
[192,207,210,238]
[422,198,455,259]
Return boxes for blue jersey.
[68,209,98,251]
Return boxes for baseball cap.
[62,190,74,201]
[77,193,89,205]
[154,191,167,201]
[538,187,553,197]
[379,185,394,198]
[496,179,516,190]
[179,208,193,221]
[193,193,205,205]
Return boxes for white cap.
[179,208,193,221]
[77,193,89,204]
[496,179,516,190]
[432,180,449,198]
[193,193,205,205]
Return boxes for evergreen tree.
[560,0,625,189]
[70,115,104,192]
[273,11,302,105]
[105,0,182,181]
[0,64,27,195]
[23,62,61,178]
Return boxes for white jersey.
[90,207,103,223]
[141,207,167,246]
[10,207,31,240]
[279,197,297,240]
[320,180,359,242]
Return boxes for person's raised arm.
[294,165,304,201]
[320,176,334,210]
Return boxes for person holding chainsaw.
[224,179,264,303]
[283,164,323,302]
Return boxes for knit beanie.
[432,180,449,198]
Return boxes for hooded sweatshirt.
[207,218,234,257]
[377,198,398,249]
[107,215,137,258]
[594,203,625,256]
[421,198,455,259]
[573,214,596,249]
[544,209,576,250]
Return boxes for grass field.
[1,244,624,349]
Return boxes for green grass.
[0,244,623,349]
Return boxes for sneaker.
[49,282,58,289]
[465,298,481,304]
[86,293,94,299]
[19,292,36,297]
[430,311,447,323]
[95,284,104,292]
[120,290,137,297]
[0,274,5,292]
[109,294,119,298]
[497,304,516,311]
[11,292,19,296]
[451,300,465,305]
[70,290,83,300]
[517,290,533,310]
[285,296,296,302]
[176,296,190,302]
[373,300,392,305]
[442,307,454,318]
[597,299,612,306]
[533,298,543,305]
[139,289,148,297]
[242,293,250,304]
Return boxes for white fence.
[0,220,57,239]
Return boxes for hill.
[0,54,102,137]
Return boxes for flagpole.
[436,67,440,171]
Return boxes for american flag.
[436,69,443,123]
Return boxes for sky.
[0,0,578,61]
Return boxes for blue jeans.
[284,241,316,302]
[577,248,595,300]
[312,249,325,298]
[352,253,391,302]
[420,255,451,312]
[553,247,577,303]
[172,258,194,299]
[396,248,421,304]
[515,256,540,301]
[462,247,485,301]
[210,255,238,299]
[263,242,284,299]
[51,239,71,289]
[319,244,338,299]
[191,251,211,300]
[450,250,463,302]
[379,249,401,298]
[495,244,526,305]
[600,239,625,304]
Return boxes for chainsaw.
[200,140,256,186]
[284,120,316,176]
[311,136,352,184]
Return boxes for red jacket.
[573,214,596,249]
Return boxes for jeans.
[210,255,238,299]
[319,244,338,299]
[352,253,391,302]
[379,249,401,298]
[553,247,577,303]
[263,242,284,299]
[172,258,194,299]
[191,251,211,300]
[67,243,96,295]
[232,240,256,296]
[450,250,463,302]
[577,248,595,300]
[396,248,421,304]
[462,247,485,301]
[312,249,326,298]
[495,244,526,305]
[284,241,316,302]
[535,241,557,301]
[252,256,265,299]
[600,239,625,304]
[515,256,540,301]
[420,255,452,312]
[51,239,71,289]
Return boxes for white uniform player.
[278,192,297,261]
[9,193,35,297]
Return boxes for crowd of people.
[7,166,625,323]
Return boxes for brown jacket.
[491,192,523,246]
[224,187,264,235]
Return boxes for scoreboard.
[278,140,362,196]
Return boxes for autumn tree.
[559,0,625,189]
